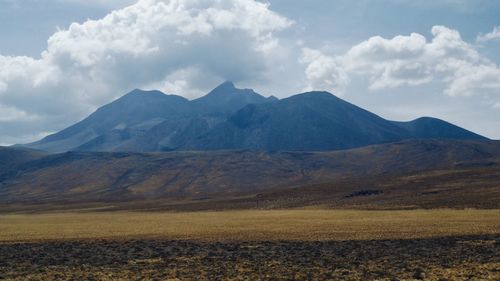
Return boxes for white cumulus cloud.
[299,48,349,95]
[301,26,500,101]
[477,26,500,43]
[0,0,293,144]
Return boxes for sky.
[0,0,499,145]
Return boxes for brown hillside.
[0,139,499,208]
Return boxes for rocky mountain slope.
[2,139,499,204]
[22,82,486,153]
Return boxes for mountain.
[192,81,275,115]
[22,83,487,153]
[393,117,486,140]
[26,89,191,153]
[181,92,486,151]
[0,147,47,172]
[1,140,499,205]
[24,82,273,153]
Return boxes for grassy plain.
[1,209,499,242]
[0,209,499,280]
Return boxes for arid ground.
[0,209,499,280]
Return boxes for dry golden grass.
[1,209,499,280]
[1,209,499,242]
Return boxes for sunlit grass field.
[1,209,499,242]
[1,209,499,280]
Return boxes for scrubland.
[0,209,499,280]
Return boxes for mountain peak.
[21,82,487,153]
[206,81,238,96]
[197,80,258,101]
[115,89,189,106]
[297,91,335,98]
[219,81,236,89]
[124,89,166,98]
[193,81,270,115]
[284,91,340,103]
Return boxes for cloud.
[2,1,499,144]
[445,64,500,97]
[0,104,31,122]
[302,26,500,101]
[1,0,137,9]
[0,81,7,93]
[477,26,500,43]
[299,48,349,95]
[0,0,292,144]
[58,0,137,7]
[146,66,221,99]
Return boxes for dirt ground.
[0,235,498,280]
[0,209,499,280]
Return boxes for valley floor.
[1,209,499,242]
[0,209,499,280]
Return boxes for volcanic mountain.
[22,82,486,153]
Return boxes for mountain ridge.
[2,139,499,204]
[21,82,487,153]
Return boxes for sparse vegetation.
[0,234,498,280]
[2,140,499,206]
[1,209,499,242]
[0,209,499,279]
